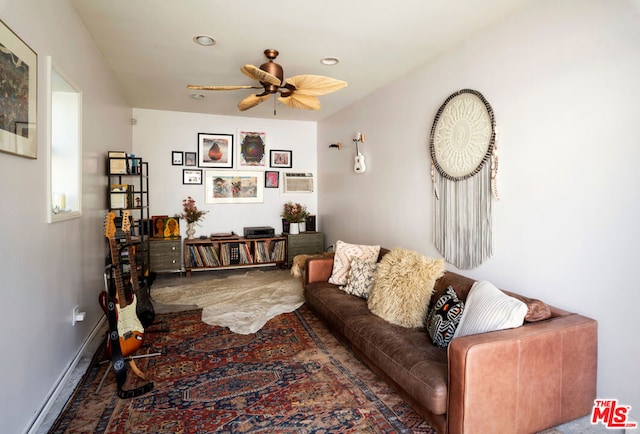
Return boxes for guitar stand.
[94,352,161,395]
[99,264,160,398]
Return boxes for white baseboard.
[25,316,106,434]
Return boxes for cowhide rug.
[151,269,304,334]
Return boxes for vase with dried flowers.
[176,196,208,239]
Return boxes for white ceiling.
[69,0,534,122]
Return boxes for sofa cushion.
[509,293,552,322]
[368,248,445,328]
[341,257,377,299]
[426,286,464,347]
[453,281,528,338]
[304,282,372,338]
[328,240,380,286]
[344,315,449,415]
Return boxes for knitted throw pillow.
[453,281,527,338]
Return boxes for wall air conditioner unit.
[283,172,314,193]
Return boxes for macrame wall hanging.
[429,89,499,269]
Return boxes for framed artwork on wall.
[0,19,38,159]
[151,215,168,238]
[265,171,279,188]
[172,151,183,165]
[269,149,292,168]
[185,151,196,166]
[183,169,202,185]
[198,133,234,168]
[163,217,180,238]
[205,170,263,204]
[238,131,266,167]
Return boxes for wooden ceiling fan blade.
[278,94,321,110]
[241,64,281,86]
[284,75,348,96]
[238,93,272,111]
[187,84,259,91]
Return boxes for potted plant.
[176,196,208,239]
[281,202,308,234]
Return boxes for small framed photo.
[183,169,203,185]
[172,151,183,165]
[270,149,292,168]
[198,133,234,168]
[164,217,180,238]
[151,215,168,238]
[265,171,279,188]
[185,151,197,166]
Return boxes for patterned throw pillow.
[426,286,464,347]
[341,257,378,299]
[328,240,380,286]
[453,281,528,339]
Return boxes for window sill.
[49,210,82,224]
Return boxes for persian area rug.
[151,269,304,334]
[49,306,435,433]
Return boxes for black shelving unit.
[107,154,150,277]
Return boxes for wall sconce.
[353,132,366,174]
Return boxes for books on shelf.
[253,240,286,263]
[271,240,286,262]
[185,237,286,271]
[187,244,221,268]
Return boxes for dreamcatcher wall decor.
[429,89,499,269]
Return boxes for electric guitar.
[100,212,144,358]
[120,211,155,328]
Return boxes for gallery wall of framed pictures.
[168,130,302,203]
[132,108,317,237]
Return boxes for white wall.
[0,1,132,432]
[319,0,640,414]
[132,109,318,237]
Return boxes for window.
[47,58,82,223]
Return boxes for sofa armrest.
[304,257,335,286]
[447,314,597,434]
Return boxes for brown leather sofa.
[303,252,597,434]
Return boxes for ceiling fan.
[187,49,348,113]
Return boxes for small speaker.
[140,219,151,236]
[305,215,316,232]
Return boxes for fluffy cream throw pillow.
[368,248,445,328]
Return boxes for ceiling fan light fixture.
[193,35,216,46]
[320,56,340,66]
[189,49,348,113]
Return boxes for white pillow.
[341,257,377,299]
[453,281,528,339]
[328,240,380,286]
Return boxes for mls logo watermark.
[591,399,638,429]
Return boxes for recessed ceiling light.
[320,56,340,66]
[193,35,216,46]
[191,93,205,99]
